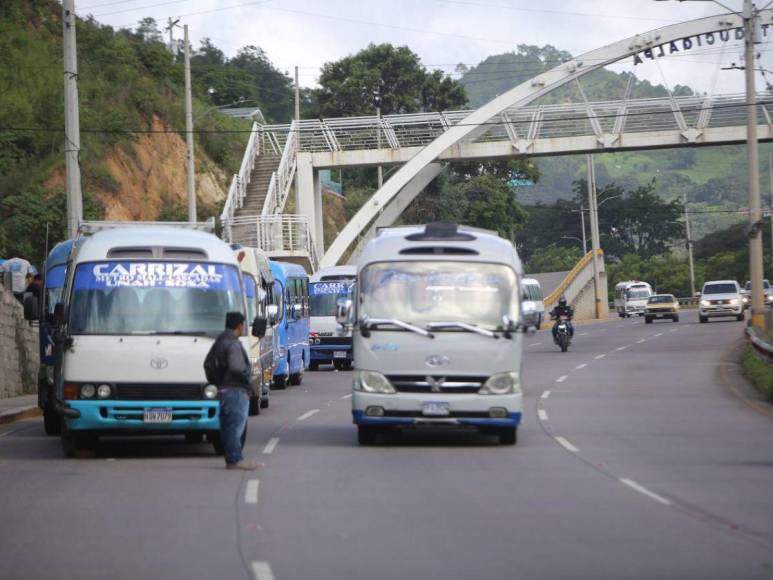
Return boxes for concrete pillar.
[295,153,323,258]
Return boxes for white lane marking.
[297,409,319,421]
[632,321,640,325]
[636,339,646,344]
[670,328,679,332]
[579,332,589,336]
[655,332,664,337]
[262,437,279,455]
[541,390,551,400]
[575,363,587,369]
[538,409,548,421]
[619,478,672,506]
[595,354,606,360]
[555,436,579,453]
[528,342,542,347]
[556,375,568,383]
[340,393,352,400]
[252,561,276,580]
[616,346,629,351]
[245,480,260,505]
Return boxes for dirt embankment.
[45,116,226,220]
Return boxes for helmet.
[558,296,567,307]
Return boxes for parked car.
[644,294,679,324]
[699,280,744,323]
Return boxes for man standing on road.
[214,312,262,471]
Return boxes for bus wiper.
[360,317,435,338]
[148,331,209,336]
[425,321,499,339]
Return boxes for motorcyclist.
[550,296,575,342]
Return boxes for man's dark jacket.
[213,330,253,393]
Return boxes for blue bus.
[269,261,310,388]
[38,239,78,435]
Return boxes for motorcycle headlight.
[479,372,521,395]
[353,370,395,394]
[97,384,112,399]
[203,384,218,399]
[80,383,96,399]
[700,299,710,307]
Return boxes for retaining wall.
[0,287,39,399]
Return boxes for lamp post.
[654,0,769,328]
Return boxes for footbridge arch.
[320,9,773,267]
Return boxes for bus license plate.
[333,351,347,359]
[144,408,173,423]
[422,402,450,416]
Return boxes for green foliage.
[526,244,582,274]
[742,346,773,401]
[314,43,467,117]
[607,253,698,298]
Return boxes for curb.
[0,406,41,426]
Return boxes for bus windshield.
[309,280,355,317]
[627,289,651,300]
[360,261,519,329]
[69,261,244,335]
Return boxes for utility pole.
[183,25,196,222]
[165,17,180,57]
[376,104,383,189]
[62,0,83,238]
[580,203,587,255]
[294,66,301,125]
[294,66,301,210]
[587,154,603,319]
[744,0,764,329]
[683,193,696,298]
[768,149,772,275]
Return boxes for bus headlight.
[353,370,395,394]
[203,385,218,399]
[97,384,112,399]
[80,384,96,399]
[479,372,521,395]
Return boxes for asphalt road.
[1,311,773,579]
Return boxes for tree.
[526,244,582,274]
[314,43,467,118]
[135,17,162,43]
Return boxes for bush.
[742,346,773,401]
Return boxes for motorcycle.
[553,314,572,353]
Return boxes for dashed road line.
[252,561,276,580]
[556,375,568,383]
[579,332,589,336]
[245,480,260,505]
[670,328,679,332]
[575,363,587,369]
[555,436,579,453]
[528,342,542,347]
[541,390,551,400]
[340,393,352,400]
[297,409,320,421]
[655,332,664,337]
[262,437,279,455]
[615,346,629,351]
[636,339,646,344]
[538,409,548,421]
[619,478,672,506]
[595,354,606,360]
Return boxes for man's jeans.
[219,388,249,465]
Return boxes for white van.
[521,278,545,329]
[699,280,744,323]
[50,223,267,457]
[309,265,356,371]
[339,223,525,446]
[614,281,653,317]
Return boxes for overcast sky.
[74,0,773,96]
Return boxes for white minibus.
[339,223,525,446]
[309,265,356,371]
[521,277,545,329]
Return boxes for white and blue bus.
[309,266,356,371]
[270,261,310,388]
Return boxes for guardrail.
[220,122,261,231]
[746,326,773,361]
[222,214,319,271]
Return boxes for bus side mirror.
[23,294,39,321]
[266,304,279,325]
[251,315,268,338]
[336,298,354,326]
[53,302,66,326]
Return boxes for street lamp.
[562,235,586,252]
[654,0,771,328]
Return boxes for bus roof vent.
[399,247,479,256]
[163,247,208,260]
[405,222,476,242]
[107,247,154,259]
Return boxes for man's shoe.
[225,460,264,471]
